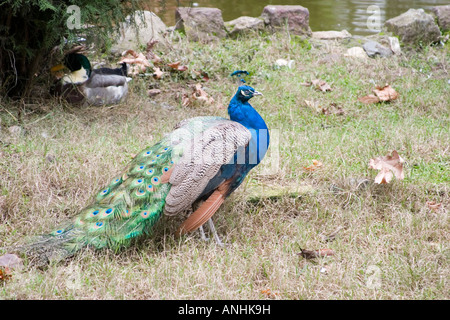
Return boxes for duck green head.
[63,53,92,77]
[51,53,92,84]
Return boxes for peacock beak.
[50,64,65,73]
[253,90,263,96]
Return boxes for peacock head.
[235,85,263,102]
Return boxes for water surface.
[145,0,449,35]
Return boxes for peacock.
[51,52,130,106]
[2,85,269,267]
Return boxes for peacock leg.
[207,219,224,247]
[199,225,210,241]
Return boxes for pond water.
[145,0,449,35]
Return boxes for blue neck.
[228,94,270,166]
[228,95,268,131]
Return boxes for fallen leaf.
[120,49,152,75]
[0,267,12,282]
[260,288,280,298]
[297,248,335,259]
[358,84,399,104]
[373,84,399,102]
[303,159,323,171]
[168,61,188,72]
[146,39,161,64]
[304,99,321,112]
[426,201,442,211]
[192,70,210,81]
[369,150,405,184]
[322,103,344,115]
[311,79,332,92]
[358,94,380,104]
[182,84,215,107]
[153,67,164,80]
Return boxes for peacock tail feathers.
[21,134,179,265]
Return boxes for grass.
[0,30,449,300]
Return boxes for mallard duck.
[51,53,130,106]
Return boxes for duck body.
[52,53,129,106]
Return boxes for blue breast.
[199,92,269,198]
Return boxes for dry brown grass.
[0,32,448,299]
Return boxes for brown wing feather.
[176,179,232,235]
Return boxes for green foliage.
[0,0,142,98]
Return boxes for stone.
[432,5,450,32]
[363,40,393,58]
[113,11,167,52]
[344,47,368,60]
[261,5,312,36]
[225,16,265,37]
[384,8,441,46]
[175,7,226,41]
[388,37,401,55]
[312,30,352,40]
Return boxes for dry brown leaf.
[182,84,215,107]
[181,93,191,108]
[358,94,380,104]
[303,159,323,171]
[373,84,399,102]
[426,201,442,211]
[297,248,335,259]
[301,79,332,92]
[0,267,12,282]
[304,99,320,111]
[322,103,344,115]
[369,150,405,184]
[168,61,188,72]
[311,79,332,92]
[260,289,280,298]
[358,85,399,104]
[145,39,161,64]
[153,67,164,80]
[120,49,152,75]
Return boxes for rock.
[344,47,368,60]
[384,8,441,46]
[388,37,401,55]
[261,5,312,36]
[113,11,167,52]
[432,5,450,32]
[175,7,226,41]
[363,40,393,58]
[312,30,352,40]
[225,16,265,37]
